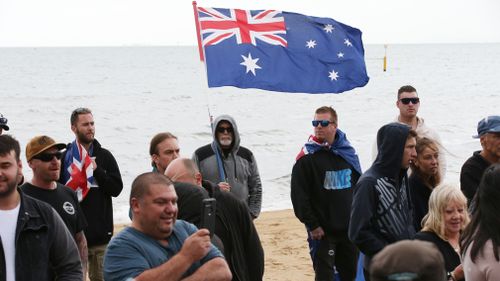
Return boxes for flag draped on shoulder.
[296,130,362,174]
[194,5,369,94]
[61,140,95,201]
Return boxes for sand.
[115,209,313,280]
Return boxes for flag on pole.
[194,5,369,94]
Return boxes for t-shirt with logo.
[21,182,87,237]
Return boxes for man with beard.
[0,134,82,280]
[21,135,88,279]
[59,107,123,281]
[103,172,231,281]
[193,115,262,219]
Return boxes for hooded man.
[193,115,262,219]
[349,122,418,281]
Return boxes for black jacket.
[460,151,491,203]
[60,139,123,246]
[291,149,360,234]
[409,173,432,231]
[349,123,416,261]
[0,190,82,281]
[202,180,264,281]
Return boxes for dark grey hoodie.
[192,115,262,218]
[349,122,416,266]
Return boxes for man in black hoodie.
[349,122,417,281]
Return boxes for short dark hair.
[130,172,174,204]
[0,134,21,161]
[397,85,417,99]
[407,129,418,140]
[315,106,338,124]
[149,132,177,156]
[70,107,92,126]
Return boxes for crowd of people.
[0,84,499,281]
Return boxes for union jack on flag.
[62,140,95,202]
[195,6,369,94]
[198,7,287,47]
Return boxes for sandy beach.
[116,209,313,280]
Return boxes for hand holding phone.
[201,198,216,238]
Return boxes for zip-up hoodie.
[192,115,262,218]
[349,122,415,265]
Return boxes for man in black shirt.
[21,135,88,279]
[460,115,500,203]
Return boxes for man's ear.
[71,124,77,134]
[130,198,140,213]
[152,154,159,166]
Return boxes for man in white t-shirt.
[0,134,83,280]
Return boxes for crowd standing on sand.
[0,84,499,281]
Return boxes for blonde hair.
[421,183,470,240]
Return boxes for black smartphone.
[200,198,216,238]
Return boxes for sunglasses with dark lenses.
[312,120,334,127]
[33,151,63,162]
[0,116,7,125]
[216,127,233,133]
[399,97,420,105]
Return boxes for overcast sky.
[1,0,499,47]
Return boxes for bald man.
[166,158,264,281]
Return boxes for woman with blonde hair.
[461,163,500,280]
[410,137,442,231]
[415,183,469,281]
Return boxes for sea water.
[1,44,498,223]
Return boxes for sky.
[1,0,499,47]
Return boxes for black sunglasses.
[0,116,7,125]
[399,97,420,105]
[312,120,335,127]
[33,151,63,162]
[216,127,233,133]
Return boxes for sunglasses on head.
[216,127,233,133]
[312,120,334,127]
[399,97,420,105]
[33,151,63,162]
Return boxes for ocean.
[1,44,498,223]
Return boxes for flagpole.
[192,1,204,61]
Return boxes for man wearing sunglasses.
[193,115,262,219]
[21,135,88,280]
[291,106,362,281]
[395,85,446,176]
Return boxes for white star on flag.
[344,39,353,47]
[323,24,334,33]
[240,53,261,76]
[306,40,317,49]
[328,70,339,81]
[337,52,344,58]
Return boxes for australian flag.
[197,7,369,94]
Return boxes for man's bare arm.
[75,231,88,279]
[182,257,232,281]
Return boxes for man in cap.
[21,135,88,279]
[460,115,500,203]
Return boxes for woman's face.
[443,200,465,236]
[415,146,439,176]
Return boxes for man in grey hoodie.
[193,115,262,219]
